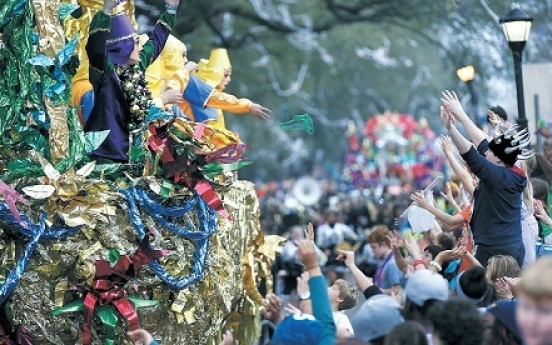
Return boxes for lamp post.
[499,7,532,131]
[456,65,480,127]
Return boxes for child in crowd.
[295,273,359,339]
[515,257,552,345]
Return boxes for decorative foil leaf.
[76,161,96,177]
[84,130,110,153]
[22,185,56,199]
[43,164,61,181]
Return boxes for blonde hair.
[334,279,359,311]
[521,161,534,214]
[517,257,552,300]
[487,255,521,288]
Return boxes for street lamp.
[500,6,533,130]
[456,65,480,127]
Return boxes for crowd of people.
[67,0,552,343]
[239,91,552,345]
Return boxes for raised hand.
[440,105,455,130]
[297,240,319,269]
[534,200,552,226]
[261,293,284,324]
[219,331,234,345]
[434,247,464,266]
[335,249,355,268]
[284,303,303,316]
[411,190,432,210]
[487,109,503,129]
[162,89,183,105]
[439,135,454,156]
[164,0,180,8]
[127,329,154,345]
[305,223,315,241]
[249,103,271,120]
[402,234,421,259]
[439,182,455,203]
[386,230,402,249]
[103,0,120,14]
[441,90,466,119]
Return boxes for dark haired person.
[441,91,532,267]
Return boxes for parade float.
[343,112,445,194]
[0,0,283,344]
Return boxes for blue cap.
[272,314,324,345]
[486,300,522,342]
[351,294,405,340]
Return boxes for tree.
[135,0,550,181]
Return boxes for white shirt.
[316,222,357,249]
[333,311,354,335]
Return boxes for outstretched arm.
[411,191,465,227]
[140,0,179,68]
[206,91,271,119]
[335,250,373,292]
[441,105,473,155]
[439,135,475,196]
[441,91,487,148]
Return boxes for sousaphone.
[292,177,323,206]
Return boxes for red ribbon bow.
[82,236,167,345]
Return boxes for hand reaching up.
[411,190,433,210]
[386,230,402,249]
[261,293,284,325]
[297,239,319,269]
[184,61,198,72]
[127,329,154,345]
[440,105,455,129]
[535,200,552,226]
[220,330,233,345]
[335,250,355,268]
[434,247,465,266]
[487,109,503,129]
[439,135,454,156]
[402,234,421,260]
[440,182,455,204]
[305,223,315,241]
[441,90,466,119]
[103,0,120,14]
[164,0,180,8]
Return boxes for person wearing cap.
[454,265,497,308]
[484,300,523,345]
[402,269,449,327]
[271,237,336,345]
[350,294,405,344]
[441,91,532,267]
[84,0,180,162]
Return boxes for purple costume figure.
[83,2,177,162]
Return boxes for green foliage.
[128,0,552,180]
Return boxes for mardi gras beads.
[116,64,153,127]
